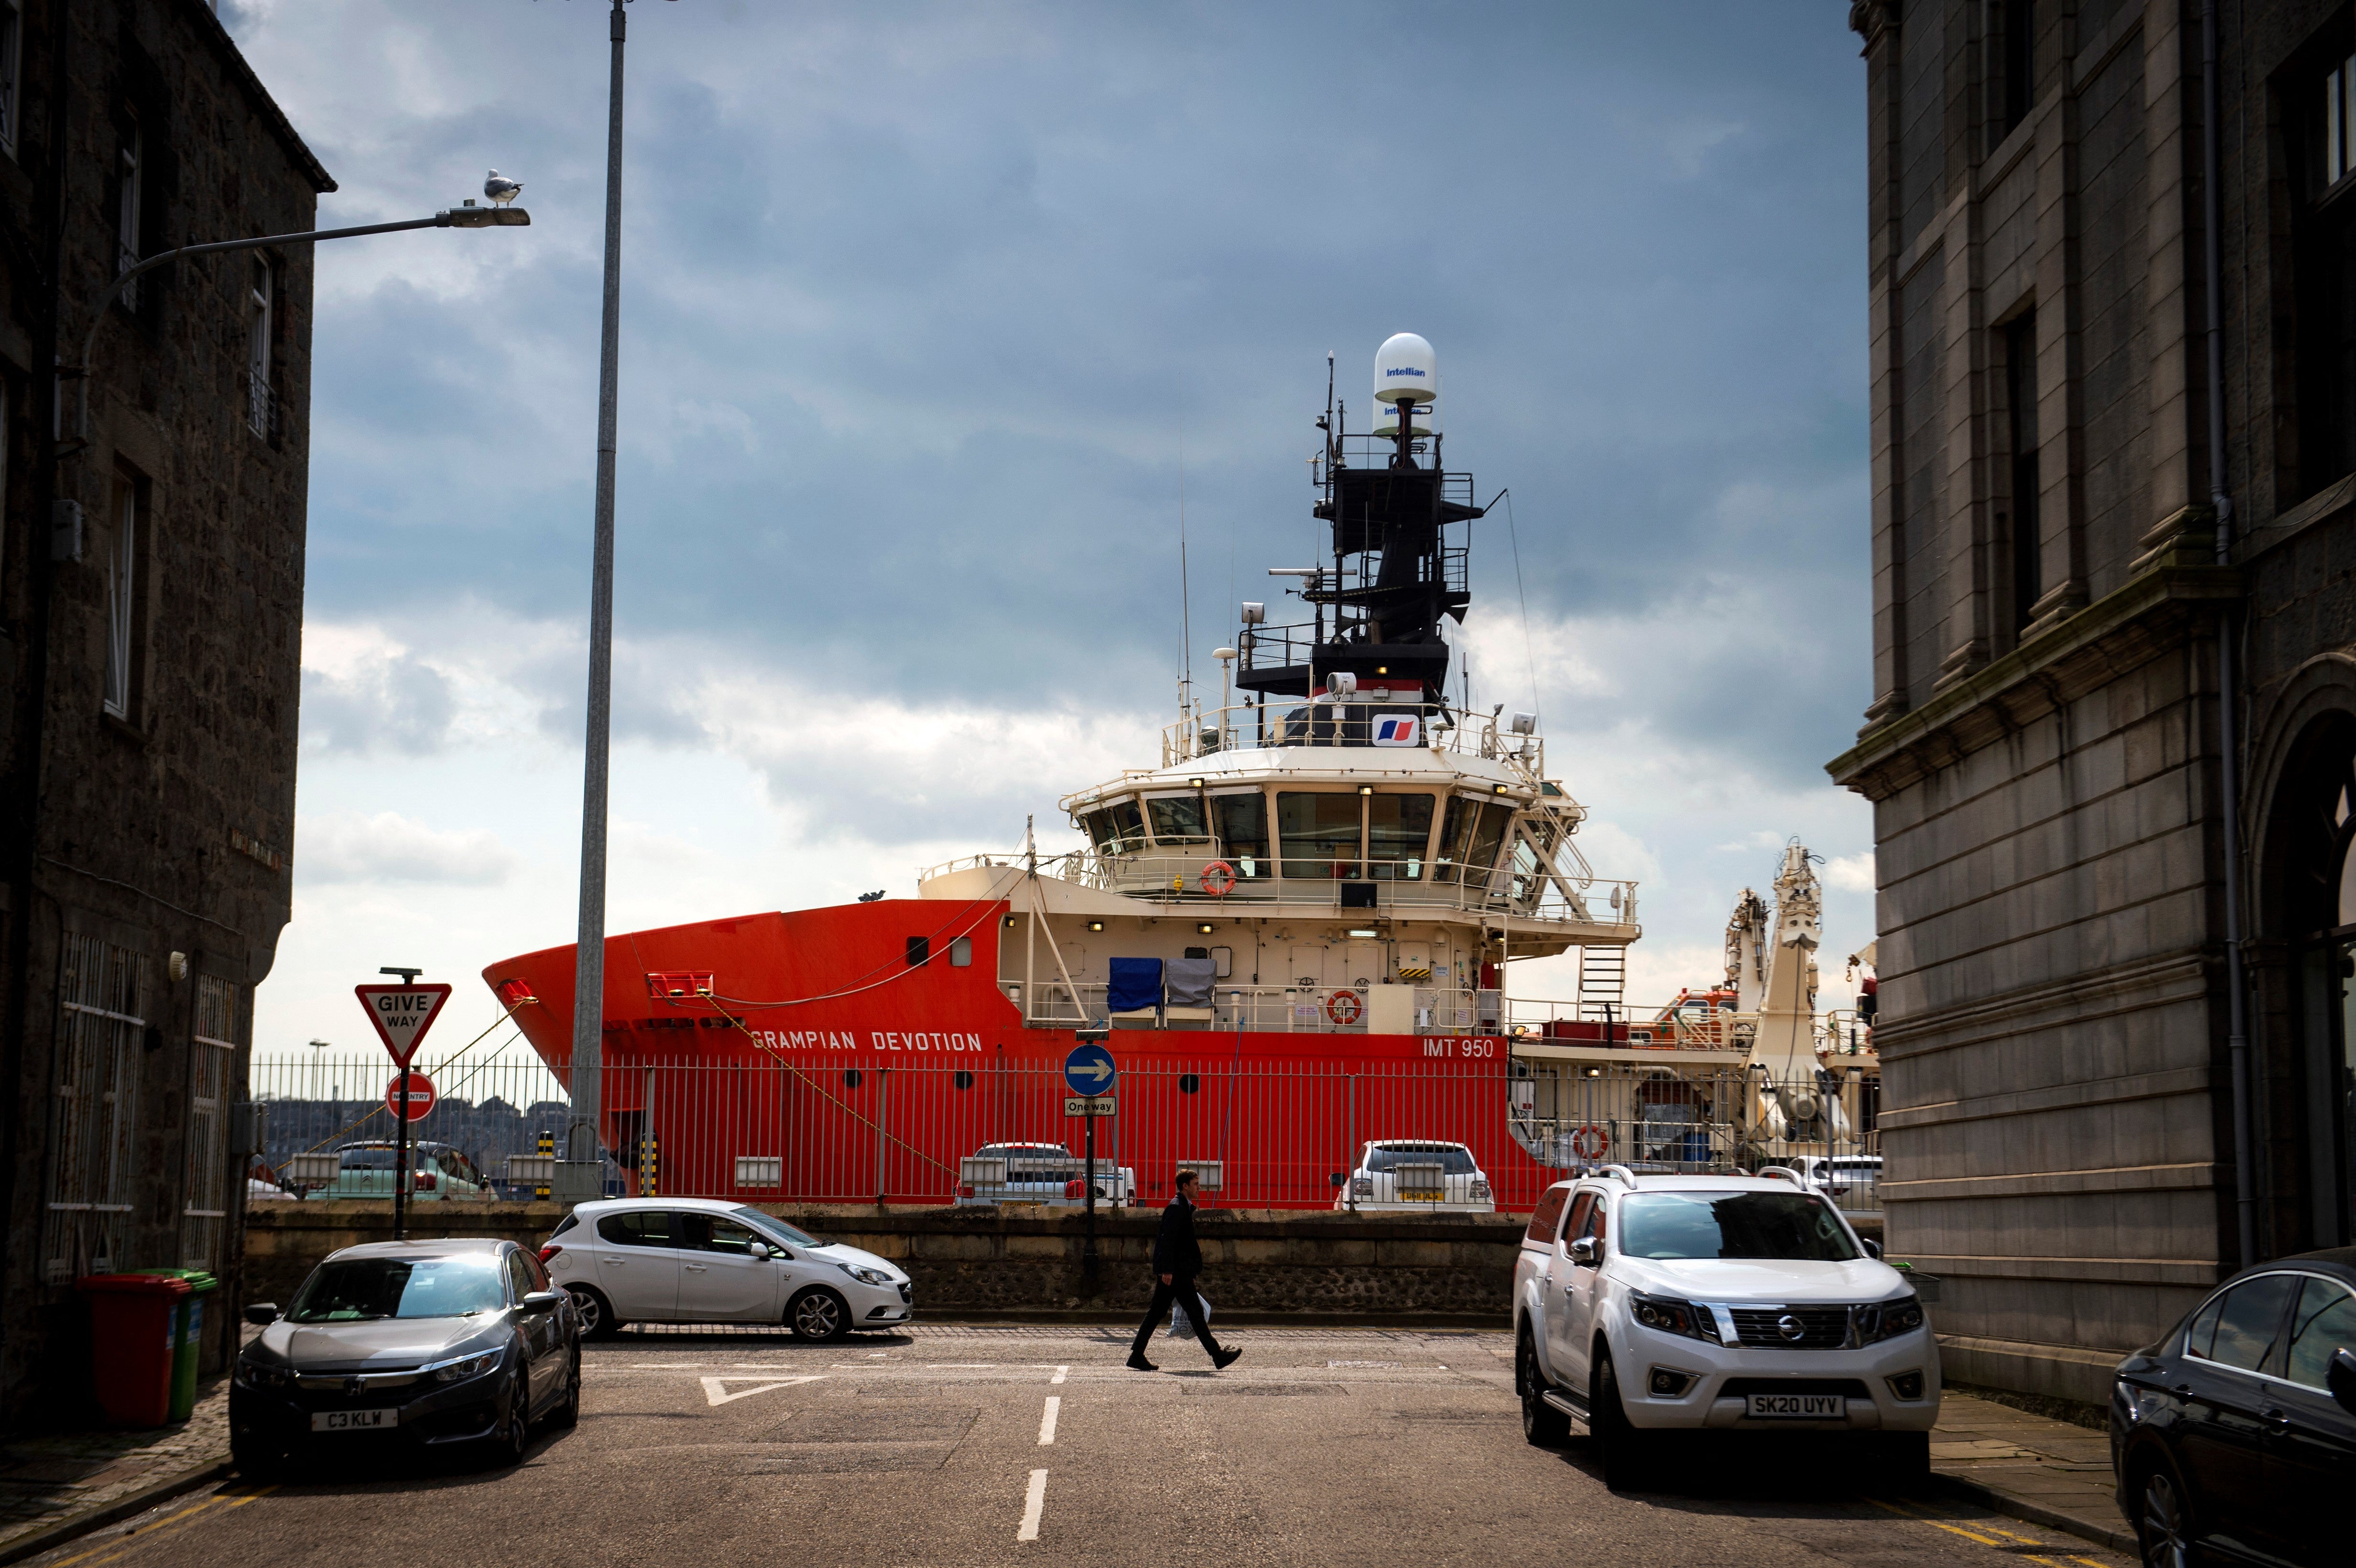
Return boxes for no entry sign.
[385,1072,437,1122]
[355,983,453,1067]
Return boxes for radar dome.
[1372,398,1440,438]
[1373,332,1437,405]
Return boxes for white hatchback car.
[1512,1166,1937,1489]
[541,1198,912,1343]
[1334,1140,1495,1212]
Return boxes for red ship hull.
[487,897,1574,1210]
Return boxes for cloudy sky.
[223,1,1876,1066]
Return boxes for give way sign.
[355,983,454,1067]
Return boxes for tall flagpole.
[567,0,629,1176]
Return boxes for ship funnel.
[1373,332,1437,405]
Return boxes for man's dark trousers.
[1130,1274,1220,1361]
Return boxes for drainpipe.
[2201,0,2257,1270]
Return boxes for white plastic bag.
[1169,1293,1213,1337]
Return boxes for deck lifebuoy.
[1568,1124,1610,1161]
[1326,990,1363,1026]
[1200,860,1237,897]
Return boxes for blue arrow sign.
[1064,1043,1116,1096]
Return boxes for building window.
[247,259,274,437]
[102,479,140,719]
[2001,312,2041,638]
[0,0,22,158]
[116,121,142,310]
[181,975,240,1270]
[1995,0,2035,143]
[2301,56,2356,495]
[44,937,150,1283]
[2329,55,2356,187]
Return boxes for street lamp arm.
[70,207,531,446]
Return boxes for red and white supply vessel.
[486,336,1648,1209]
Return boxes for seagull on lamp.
[484,170,524,207]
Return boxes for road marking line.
[928,1362,999,1368]
[1866,1497,2006,1547]
[700,1375,824,1405]
[1051,1365,1068,1384]
[1038,1396,1061,1446]
[55,1485,276,1568]
[1017,1468,1047,1541]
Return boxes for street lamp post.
[65,204,529,449]
[567,0,650,1190]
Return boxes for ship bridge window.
[1082,800,1146,854]
[1211,791,1269,877]
[1435,796,1514,889]
[1366,792,1435,881]
[1278,792,1363,880]
[1145,794,1209,844]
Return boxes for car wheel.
[1517,1326,1569,1447]
[787,1286,851,1343]
[480,1372,530,1469]
[566,1284,621,1341]
[1591,1349,1656,1492]
[229,1434,284,1482]
[2135,1461,2192,1568]
[553,1348,581,1429]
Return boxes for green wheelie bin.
[127,1269,219,1422]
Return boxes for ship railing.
[922,847,1639,933]
[1001,980,1502,1035]
[1156,699,1546,773]
[244,1053,1880,1215]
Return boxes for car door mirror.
[2330,1348,2356,1418]
[1861,1238,1883,1259]
[520,1290,564,1316]
[747,1241,770,1260]
[1567,1236,1599,1266]
[243,1303,279,1325]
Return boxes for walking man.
[1129,1170,1241,1372]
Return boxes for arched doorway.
[2262,713,2356,1249]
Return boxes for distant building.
[1833,0,2356,1404]
[0,1,330,1426]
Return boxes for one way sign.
[355,983,454,1067]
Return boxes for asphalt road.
[33,1327,2129,1568]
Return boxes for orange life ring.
[1326,990,1363,1026]
[1568,1124,1610,1161]
[1200,860,1237,897]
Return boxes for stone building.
[1832,0,2356,1405]
[0,0,328,1426]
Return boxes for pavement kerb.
[1929,1470,2138,1557]
[0,1458,232,1568]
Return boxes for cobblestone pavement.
[0,1378,229,1561]
[11,1327,2137,1568]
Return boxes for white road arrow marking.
[700,1375,823,1406]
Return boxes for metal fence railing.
[246,1054,1882,1216]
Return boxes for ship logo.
[1372,714,1419,747]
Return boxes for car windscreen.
[1617,1191,1861,1262]
[732,1208,822,1250]
[288,1255,508,1321]
[1364,1145,1475,1175]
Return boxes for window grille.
[116,126,142,309]
[180,974,240,1270]
[247,260,273,438]
[103,484,134,718]
[44,936,150,1283]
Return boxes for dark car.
[2110,1248,2356,1566]
[230,1238,580,1477]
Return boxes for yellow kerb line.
[52,1485,275,1568]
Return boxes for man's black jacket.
[1152,1193,1203,1277]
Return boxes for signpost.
[1064,1043,1117,1291]
[354,970,452,1241]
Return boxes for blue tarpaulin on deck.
[1108,957,1163,1014]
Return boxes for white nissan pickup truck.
[1511,1165,1938,1489]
